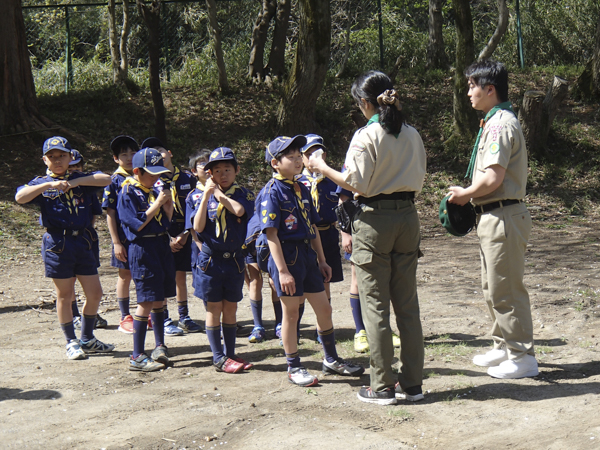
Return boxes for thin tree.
[107,0,132,86]
[206,0,229,92]
[137,0,167,144]
[265,0,292,81]
[573,11,600,98]
[478,0,509,61]
[426,0,448,70]
[276,0,331,135]
[0,0,52,135]
[450,0,478,142]
[248,0,277,81]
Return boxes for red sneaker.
[118,315,134,334]
[214,356,244,373]
[232,356,254,370]
[147,316,153,330]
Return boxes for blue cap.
[132,148,171,175]
[43,136,72,155]
[301,134,326,154]
[205,147,237,171]
[140,137,165,150]
[265,135,307,162]
[69,149,83,166]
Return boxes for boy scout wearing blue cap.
[67,149,108,330]
[261,135,364,387]
[102,135,139,334]
[141,137,202,336]
[16,136,115,360]
[298,134,344,342]
[188,147,255,373]
[117,148,176,372]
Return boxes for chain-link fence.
[23,0,388,94]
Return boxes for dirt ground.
[2,198,600,450]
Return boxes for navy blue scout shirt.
[17,171,101,230]
[186,184,255,253]
[117,180,171,242]
[259,177,319,241]
[298,171,339,225]
[155,166,195,236]
[102,168,130,242]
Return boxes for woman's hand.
[306,155,327,173]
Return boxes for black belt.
[140,232,167,238]
[280,239,310,245]
[202,246,237,259]
[357,191,415,204]
[475,199,522,214]
[46,228,83,237]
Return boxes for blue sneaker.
[178,316,203,333]
[248,326,266,343]
[314,329,322,344]
[275,323,282,339]
[164,318,184,336]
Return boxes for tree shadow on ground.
[0,388,62,402]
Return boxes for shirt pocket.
[282,243,299,266]
[197,251,212,273]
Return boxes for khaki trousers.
[351,199,424,392]
[477,202,534,359]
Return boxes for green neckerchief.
[465,101,515,180]
[366,113,380,127]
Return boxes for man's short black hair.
[465,60,509,102]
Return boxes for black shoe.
[357,386,397,405]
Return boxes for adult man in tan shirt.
[448,60,538,379]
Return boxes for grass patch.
[388,408,412,419]
[425,341,470,361]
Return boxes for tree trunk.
[108,0,132,86]
[205,0,229,92]
[0,0,51,135]
[335,1,352,78]
[573,12,600,98]
[478,0,509,61]
[451,0,478,141]
[137,0,167,144]
[426,0,448,70]
[265,0,292,81]
[519,76,569,155]
[119,0,131,84]
[276,0,331,135]
[248,0,277,81]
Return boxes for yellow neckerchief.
[121,176,163,225]
[114,166,131,178]
[302,168,324,213]
[273,173,313,233]
[47,169,76,215]
[161,166,182,216]
[196,180,206,191]
[214,182,242,241]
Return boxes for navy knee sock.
[80,314,97,342]
[71,300,80,318]
[222,323,237,358]
[286,351,301,369]
[177,301,188,320]
[206,325,224,364]
[250,299,263,328]
[150,308,165,348]
[132,315,148,359]
[117,297,130,319]
[297,303,305,336]
[318,327,338,363]
[350,293,365,333]
[60,321,77,342]
[273,300,282,325]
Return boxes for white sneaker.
[487,354,539,379]
[473,348,508,367]
[66,339,87,360]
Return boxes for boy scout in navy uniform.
[117,148,176,372]
[141,137,202,335]
[188,147,255,373]
[448,60,538,379]
[102,135,139,334]
[261,136,364,387]
[16,136,115,360]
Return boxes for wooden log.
[541,76,569,147]
[518,90,545,155]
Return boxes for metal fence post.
[65,5,73,92]
[377,0,384,70]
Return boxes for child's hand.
[319,261,332,283]
[341,232,352,254]
[204,178,217,195]
[170,236,183,252]
[51,180,71,192]
[279,270,296,296]
[114,242,128,262]
[157,190,170,205]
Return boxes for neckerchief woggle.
[45,169,77,215]
[465,102,514,180]
[273,173,315,237]
[214,182,243,241]
[121,177,163,225]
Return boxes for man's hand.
[447,186,471,206]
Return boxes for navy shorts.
[129,236,176,303]
[88,227,100,268]
[268,240,325,298]
[244,241,258,266]
[172,236,192,272]
[110,240,130,270]
[319,226,343,283]
[193,250,245,303]
[42,231,98,279]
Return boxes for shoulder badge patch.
[489,142,500,154]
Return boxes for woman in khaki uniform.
[308,70,426,405]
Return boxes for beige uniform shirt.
[342,121,426,197]
[472,109,528,205]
